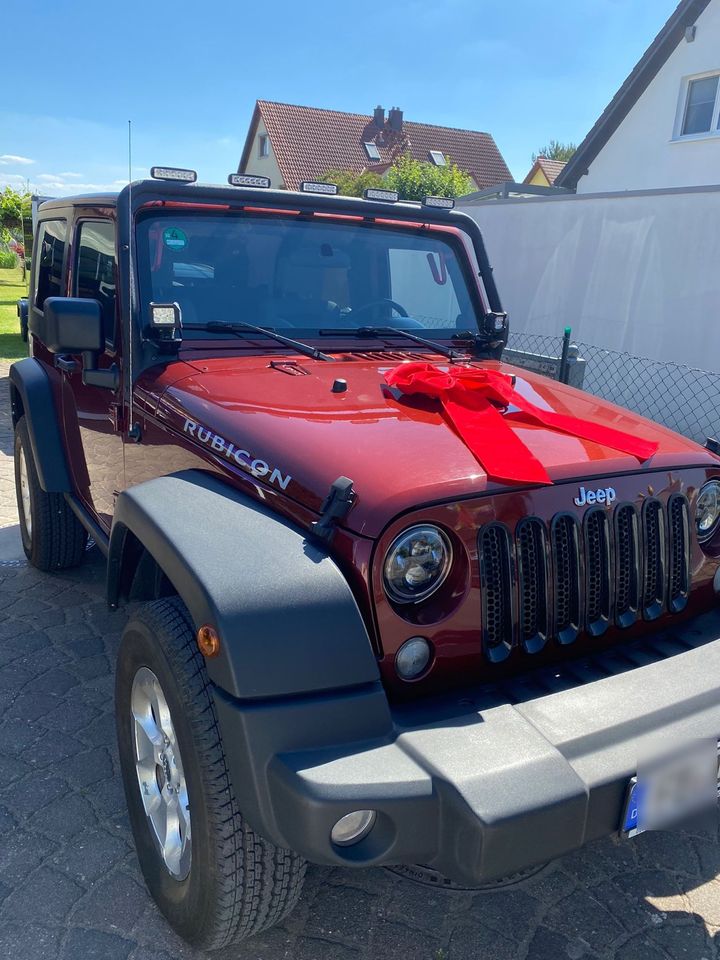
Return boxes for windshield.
[136,213,481,339]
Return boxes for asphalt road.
[2,361,720,960]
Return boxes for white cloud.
[0,154,34,165]
[58,171,82,178]
[37,173,63,181]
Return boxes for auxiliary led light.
[300,181,338,195]
[363,187,399,202]
[150,166,197,182]
[228,174,271,188]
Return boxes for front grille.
[477,495,691,662]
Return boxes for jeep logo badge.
[574,486,617,507]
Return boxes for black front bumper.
[214,609,720,885]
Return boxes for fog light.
[330,810,376,846]
[395,637,432,680]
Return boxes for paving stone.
[60,928,133,960]
[294,936,360,960]
[51,828,131,884]
[30,791,98,843]
[1,773,69,818]
[302,886,376,946]
[543,886,626,953]
[0,922,63,960]
[2,865,84,923]
[645,920,714,960]
[72,871,151,933]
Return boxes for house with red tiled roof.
[238,100,511,192]
[523,156,567,187]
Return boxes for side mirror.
[41,297,118,390]
[42,297,103,354]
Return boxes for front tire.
[14,416,87,571]
[115,597,306,950]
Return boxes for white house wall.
[459,187,720,371]
[578,0,720,192]
[243,118,285,189]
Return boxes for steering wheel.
[350,298,409,321]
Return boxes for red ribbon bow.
[384,362,658,485]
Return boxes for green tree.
[532,140,577,163]
[323,155,473,201]
[385,154,473,201]
[321,168,387,197]
[0,186,31,243]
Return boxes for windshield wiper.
[183,320,334,362]
[319,326,467,361]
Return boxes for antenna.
[126,120,138,440]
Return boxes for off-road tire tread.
[14,417,86,571]
[133,597,306,949]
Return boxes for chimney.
[388,106,403,132]
[373,104,385,127]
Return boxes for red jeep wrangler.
[10,170,720,950]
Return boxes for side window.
[34,220,67,308]
[75,221,118,344]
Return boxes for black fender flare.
[8,357,72,493]
[108,470,380,700]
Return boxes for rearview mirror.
[41,297,104,354]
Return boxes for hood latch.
[312,476,356,542]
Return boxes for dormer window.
[679,73,720,136]
[364,141,381,161]
[429,150,446,166]
[258,134,270,158]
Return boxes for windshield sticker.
[163,227,188,251]
[182,418,292,490]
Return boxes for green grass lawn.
[0,265,28,361]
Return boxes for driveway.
[2,361,720,960]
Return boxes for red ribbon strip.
[385,362,659,485]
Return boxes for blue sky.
[1,0,678,196]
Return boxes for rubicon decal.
[183,419,291,490]
[574,485,617,507]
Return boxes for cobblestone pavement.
[3,361,720,960]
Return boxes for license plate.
[621,739,719,838]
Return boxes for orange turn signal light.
[197,624,221,658]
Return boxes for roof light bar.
[300,181,338,195]
[423,195,455,209]
[228,173,271,188]
[150,166,197,183]
[363,187,399,203]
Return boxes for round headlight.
[383,525,452,604]
[696,481,720,542]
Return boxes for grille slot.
[551,515,582,645]
[614,505,640,628]
[478,524,514,662]
[516,519,549,654]
[642,499,666,620]
[584,508,611,636]
[668,494,690,613]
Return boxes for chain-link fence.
[507,331,720,446]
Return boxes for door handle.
[55,355,79,374]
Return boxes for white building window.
[680,73,720,136]
[258,134,269,158]
[429,150,446,166]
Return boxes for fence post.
[559,327,571,384]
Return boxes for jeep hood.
[151,354,715,537]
